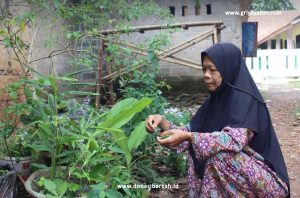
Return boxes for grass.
[289,80,300,88]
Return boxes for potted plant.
[0,132,32,178]
[0,80,33,179]
[21,74,152,197]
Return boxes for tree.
[251,0,294,11]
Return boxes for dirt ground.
[260,80,300,197]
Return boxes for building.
[124,0,251,92]
[246,8,300,81]
[248,10,300,49]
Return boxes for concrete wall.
[0,0,245,94]
[123,0,244,92]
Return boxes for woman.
[145,43,289,197]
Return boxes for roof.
[248,10,300,44]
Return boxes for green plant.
[0,80,34,162]
[0,131,31,159]
[18,73,154,197]
[251,0,294,11]
[0,0,179,196]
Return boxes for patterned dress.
[169,123,289,198]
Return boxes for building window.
[195,5,201,15]
[296,34,300,48]
[271,39,276,49]
[284,40,287,49]
[259,42,267,49]
[195,4,201,15]
[182,6,188,16]
[169,6,175,16]
[206,4,211,15]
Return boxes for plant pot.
[25,168,86,198]
[24,168,48,198]
[0,156,32,178]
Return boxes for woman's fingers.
[145,116,155,132]
[159,130,173,137]
[145,115,162,132]
[145,124,154,132]
[156,136,170,145]
[157,130,189,148]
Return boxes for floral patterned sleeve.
[168,122,191,153]
[191,126,254,160]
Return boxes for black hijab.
[189,43,289,189]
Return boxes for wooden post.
[213,25,219,44]
[95,40,104,108]
[106,50,115,105]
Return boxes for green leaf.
[52,76,77,82]
[109,128,131,167]
[31,163,49,169]
[24,85,33,100]
[49,77,58,97]
[26,144,52,152]
[71,171,84,179]
[20,20,25,32]
[62,82,96,86]
[100,98,153,129]
[88,140,99,151]
[53,178,68,196]
[9,91,18,101]
[88,183,107,198]
[46,194,57,198]
[44,179,58,196]
[68,182,80,192]
[88,164,103,182]
[106,189,124,198]
[62,90,100,96]
[56,150,77,158]
[0,29,6,35]
[106,98,136,118]
[63,68,93,77]
[127,121,148,151]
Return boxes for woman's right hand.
[145,114,166,133]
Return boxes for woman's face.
[202,55,222,92]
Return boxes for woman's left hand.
[157,129,192,148]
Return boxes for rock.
[292,122,298,126]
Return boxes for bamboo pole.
[102,64,145,81]
[95,40,104,108]
[106,50,115,104]
[213,25,218,44]
[125,48,200,69]
[160,30,214,58]
[107,40,203,68]
[98,24,226,83]
[158,29,213,56]
[100,21,223,35]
